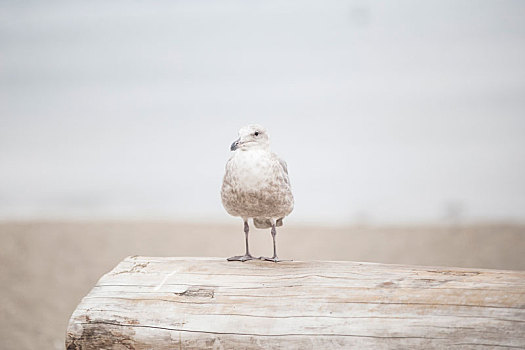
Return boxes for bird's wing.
[274,154,290,186]
[278,157,288,175]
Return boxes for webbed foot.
[227,254,255,262]
[259,256,282,263]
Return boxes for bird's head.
[230,124,270,151]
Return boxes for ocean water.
[1,0,525,224]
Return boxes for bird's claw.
[259,256,282,263]
[227,254,255,262]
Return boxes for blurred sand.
[0,221,524,349]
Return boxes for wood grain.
[66,257,525,349]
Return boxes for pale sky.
[1,0,524,224]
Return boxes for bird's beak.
[230,138,240,151]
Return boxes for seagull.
[221,124,294,262]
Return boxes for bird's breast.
[227,150,274,190]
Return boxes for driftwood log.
[66,257,525,349]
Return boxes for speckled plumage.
[221,124,293,261]
[222,126,293,223]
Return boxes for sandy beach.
[0,221,524,349]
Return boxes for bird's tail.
[253,218,284,229]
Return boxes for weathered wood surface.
[66,257,525,349]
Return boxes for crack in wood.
[83,294,525,309]
[77,308,525,323]
[79,320,454,340]
[174,287,214,298]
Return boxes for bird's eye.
[254,132,259,136]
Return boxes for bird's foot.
[259,256,283,263]
[227,254,255,262]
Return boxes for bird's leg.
[260,223,281,262]
[227,220,255,262]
